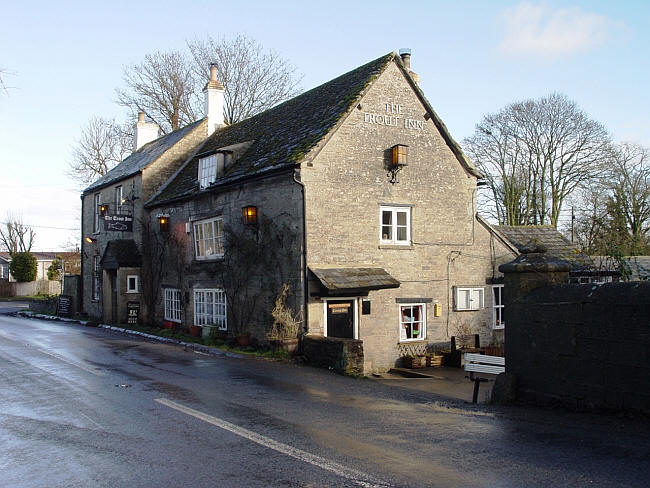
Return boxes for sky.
[1,0,648,251]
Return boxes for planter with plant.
[267,284,302,354]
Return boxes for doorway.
[325,299,356,339]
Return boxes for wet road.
[0,310,649,487]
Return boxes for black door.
[327,300,354,339]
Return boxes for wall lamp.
[158,215,170,232]
[242,206,258,225]
[84,236,96,244]
[99,204,109,216]
[388,144,408,184]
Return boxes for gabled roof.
[83,119,205,194]
[100,239,141,270]
[147,52,479,207]
[495,225,594,271]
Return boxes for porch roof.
[309,267,400,296]
[101,239,141,270]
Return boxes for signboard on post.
[127,301,140,325]
[104,214,133,232]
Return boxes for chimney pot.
[138,111,145,123]
[204,63,225,135]
[399,48,411,69]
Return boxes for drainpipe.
[292,168,309,336]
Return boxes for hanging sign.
[104,214,133,232]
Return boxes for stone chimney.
[204,63,225,136]
[399,48,419,84]
[134,112,160,151]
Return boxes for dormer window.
[198,151,233,189]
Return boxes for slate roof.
[310,267,400,295]
[83,119,205,194]
[100,239,142,270]
[147,52,479,207]
[496,225,594,270]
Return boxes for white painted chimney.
[134,112,160,151]
[204,64,225,136]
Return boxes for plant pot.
[163,321,176,329]
[236,334,250,347]
[202,324,217,339]
[276,338,299,354]
[189,325,202,337]
[405,355,426,369]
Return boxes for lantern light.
[99,204,109,216]
[158,215,169,232]
[84,236,96,244]
[242,206,258,225]
[388,144,408,184]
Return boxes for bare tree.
[575,143,650,255]
[116,50,201,133]
[67,116,132,187]
[188,34,302,125]
[0,214,35,254]
[0,67,15,96]
[607,143,650,249]
[465,93,610,227]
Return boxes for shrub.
[9,252,37,282]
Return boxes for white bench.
[464,353,505,403]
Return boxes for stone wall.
[0,280,60,297]
[502,250,650,412]
[148,172,304,339]
[303,336,364,375]
[300,60,514,373]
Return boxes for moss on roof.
[147,53,395,206]
[496,225,594,270]
[83,119,205,194]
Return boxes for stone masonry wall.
[301,60,514,373]
[148,172,304,339]
[508,281,650,412]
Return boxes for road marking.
[155,398,392,488]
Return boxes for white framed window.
[92,255,101,301]
[199,153,226,189]
[126,275,139,293]
[454,287,485,311]
[399,303,426,341]
[492,285,504,329]
[380,206,411,245]
[93,193,101,233]
[194,288,227,330]
[193,217,224,259]
[115,186,123,214]
[164,288,182,323]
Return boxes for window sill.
[379,244,414,250]
[398,339,427,344]
[492,325,505,330]
[126,291,139,294]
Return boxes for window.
[126,275,139,293]
[454,287,484,311]
[92,256,101,301]
[399,303,426,341]
[194,289,227,329]
[492,285,504,329]
[115,186,123,214]
[193,217,224,259]
[164,288,182,322]
[93,193,101,233]
[380,206,411,245]
[198,153,226,189]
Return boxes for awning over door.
[309,267,400,296]
[100,239,142,270]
